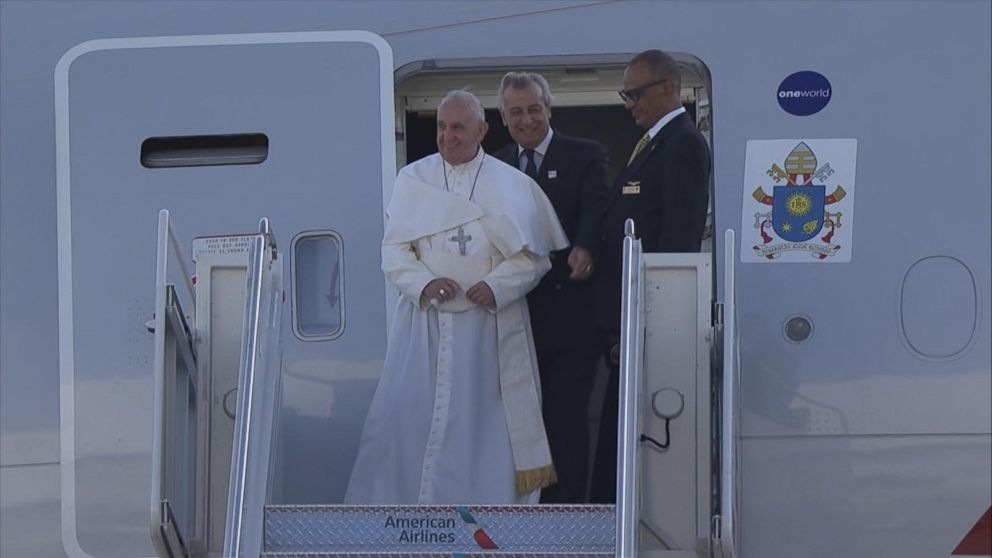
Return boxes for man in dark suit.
[494,71,609,503]
[590,50,711,503]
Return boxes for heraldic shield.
[772,185,825,242]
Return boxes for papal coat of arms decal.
[741,139,858,263]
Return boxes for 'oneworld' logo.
[777,71,832,116]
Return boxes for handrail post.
[616,218,643,558]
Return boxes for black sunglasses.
[618,78,669,102]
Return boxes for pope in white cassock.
[345,90,569,504]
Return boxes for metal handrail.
[718,228,739,556]
[222,219,269,558]
[150,209,199,556]
[616,218,643,558]
[150,211,171,556]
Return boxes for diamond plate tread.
[264,504,616,554]
[262,554,613,557]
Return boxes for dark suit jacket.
[595,111,710,333]
[495,131,609,353]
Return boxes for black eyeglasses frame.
[618,78,669,103]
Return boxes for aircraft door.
[56,32,394,557]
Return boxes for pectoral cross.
[448,226,472,255]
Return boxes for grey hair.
[628,49,682,93]
[497,71,553,112]
[439,90,486,124]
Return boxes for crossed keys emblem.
[767,161,834,185]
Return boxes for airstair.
[150,213,738,557]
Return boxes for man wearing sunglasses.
[590,49,711,504]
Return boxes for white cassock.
[345,148,568,504]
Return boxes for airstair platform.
[261,504,615,556]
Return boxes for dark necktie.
[523,149,538,180]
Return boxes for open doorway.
[393,55,715,505]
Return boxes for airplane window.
[292,231,345,340]
[140,133,268,168]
